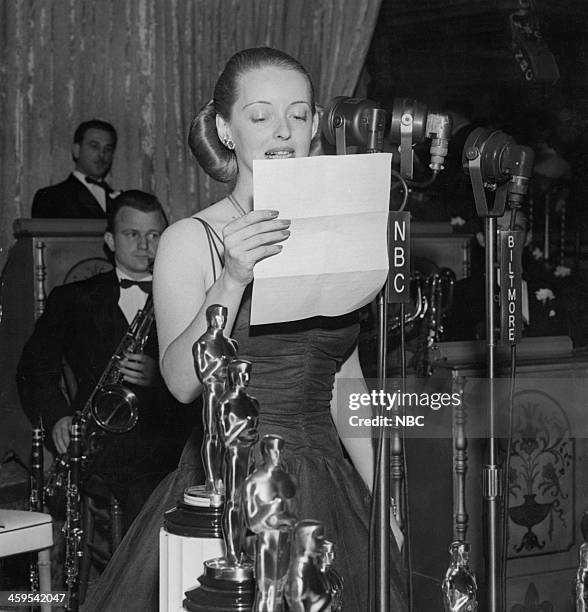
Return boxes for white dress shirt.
[116,269,151,324]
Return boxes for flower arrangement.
[553,265,571,278]
[535,288,555,304]
[450,216,466,227]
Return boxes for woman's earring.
[223,137,235,151]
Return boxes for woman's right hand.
[222,210,291,287]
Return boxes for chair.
[77,475,123,604]
[0,510,53,612]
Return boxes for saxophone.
[44,293,155,498]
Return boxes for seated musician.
[443,206,586,345]
[17,190,201,527]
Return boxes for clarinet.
[29,420,45,599]
[63,417,83,612]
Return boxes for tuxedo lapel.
[66,174,105,217]
[84,272,160,363]
[84,272,128,361]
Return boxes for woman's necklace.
[228,193,247,217]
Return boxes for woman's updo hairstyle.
[189,46,316,183]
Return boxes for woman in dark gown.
[84,47,407,612]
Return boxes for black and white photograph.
[1,1,588,611]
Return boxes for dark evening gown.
[83,229,407,612]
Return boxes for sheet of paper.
[251,153,391,325]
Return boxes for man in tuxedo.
[17,190,200,526]
[31,119,118,218]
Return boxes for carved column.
[452,374,468,542]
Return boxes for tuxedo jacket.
[16,271,198,480]
[31,173,111,218]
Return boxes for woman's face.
[217,65,318,181]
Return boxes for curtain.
[0,0,382,272]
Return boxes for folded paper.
[251,154,391,325]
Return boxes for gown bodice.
[231,285,359,458]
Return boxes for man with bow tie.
[17,190,200,527]
[31,119,118,218]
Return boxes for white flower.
[532,247,543,260]
[535,288,555,303]
[450,216,466,227]
[554,265,571,278]
[548,309,556,318]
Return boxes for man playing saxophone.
[17,190,199,528]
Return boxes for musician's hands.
[118,352,157,387]
[53,416,73,454]
[222,210,291,288]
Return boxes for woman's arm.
[154,219,243,403]
[154,210,290,403]
[330,346,374,492]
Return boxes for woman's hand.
[222,210,291,287]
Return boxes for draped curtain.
[0,0,382,272]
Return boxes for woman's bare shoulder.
[157,199,232,255]
[161,210,218,240]
[155,216,212,265]
[193,198,235,230]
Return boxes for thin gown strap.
[191,217,224,282]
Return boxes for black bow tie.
[119,278,152,294]
[85,176,113,193]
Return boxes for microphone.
[502,144,535,208]
[462,128,534,217]
[321,97,387,154]
[425,112,452,173]
[389,98,452,179]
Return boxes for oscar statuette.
[160,305,238,611]
[183,359,258,611]
[190,303,238,505]
[285,520,332,612]
[244,435,297,612]
[319,539,344,611]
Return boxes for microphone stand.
[375,281,390,612]
[462,128,533,612]
[483,216,500,612]
[322,98,405,611]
